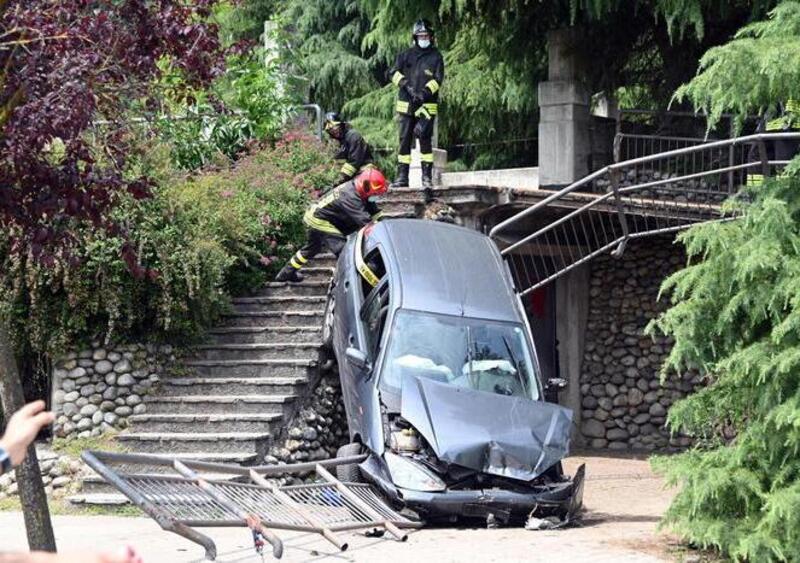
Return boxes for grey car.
[322,218,584,524]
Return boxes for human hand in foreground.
[0,400,55,466]
[0,545,143,563]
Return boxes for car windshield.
[379,310,540,400]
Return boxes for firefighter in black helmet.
[388,19,444,203]
[324,111,375,183]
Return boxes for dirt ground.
[0,454,687,562]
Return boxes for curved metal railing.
[490,132,800,296]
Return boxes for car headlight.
[384,451,446,492]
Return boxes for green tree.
[278,0,771,170]
[647,3,800,559]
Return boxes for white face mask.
[367,196,377,202]
[417,39,431,49]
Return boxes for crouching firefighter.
[389,18,444,203]
[275,169,388,283]
[324,111,375,183]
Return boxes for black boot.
[391,163,409,188]
[275,264,304,283]
[421,162,434,203]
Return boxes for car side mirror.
[547,377,568,390]
[345,347,371,372]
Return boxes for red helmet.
[355,168,388,199]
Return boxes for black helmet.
[324,111,345,137]
[412,19,433,39]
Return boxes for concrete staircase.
[76,188,426,501]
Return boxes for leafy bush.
[0,132,337,357]
[157,51,288,171]
[648,159,800,561]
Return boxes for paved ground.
[0,455,683,562]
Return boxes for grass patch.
[0,495,141,517]
[51,431,128,459]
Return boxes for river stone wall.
[264,370,349,485]
[51,343,175,439]
[579,237,704,451]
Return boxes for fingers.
[11,399,47,419]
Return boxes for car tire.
[335,443,362,482]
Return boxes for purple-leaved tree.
[0,0,222,550]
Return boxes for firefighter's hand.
[404,84,423,104]
[0,546,142,563]
[0,400,55,467]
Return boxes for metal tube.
[82,452,218,561]
[315,464,408,541]
[173,461,284,560]
[297,104,323,140]
[249,470,348,552]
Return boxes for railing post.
[758,137,770,181]
[609,167,630,258]
[728,143,735,193]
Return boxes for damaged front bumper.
[369,460,586,523]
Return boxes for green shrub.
[648,158,800,561]
[0,132,337,357]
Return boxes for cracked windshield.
[380,310,540,400]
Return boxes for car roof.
[371,219,521,322]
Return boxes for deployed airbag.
[401,375,573,481]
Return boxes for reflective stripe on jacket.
[303,181,381,236]
[389,46,444,116]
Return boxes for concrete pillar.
[555,264,590,445]
[538,28,591,188]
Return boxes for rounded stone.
[92,411,104,425]
[649,403,666,417]
[125,395,142,406]
[79,384,95,397]
[68,367,87,379]
[628,388,644,406]
[581,419,606,439]
[92,349,108,361]
[116,373,135,387]
[61,379,76,393]
[80,404,98,417]
[133,404,146,414]
[103,412,119,425]
[633,413,650,424]
[581,396,598,409]
[76,418,92,431]
[114,406,132,417]
[89,394,103,405]
[62,403,79,417]
[590,438,608,448]
[100,401,116,412]
[607,428,629,441]
[612,394,629,407]
[102,387,117,400]
[608,441,628,451]
[107,352,122,363]
[604,383,619,397]
[113,359,132,374]
[95,360,113,375]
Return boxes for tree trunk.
[0,321,56,552]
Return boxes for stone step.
[129,413,283,433]
[80,471,237,496]
[257,281,329,297]
[159,376,308,397]
[143,394,297,415]
[273,266,332,282]
[384,211,417,219]
[206,326,322,345]
[184,358,316,378]
[230,295,327,313]
[221,310,324,328]
[189,342,320,361]
[69,493,131,506]
[117,431,272,454]
[378,201,422,214]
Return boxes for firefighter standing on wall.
[324,112,375,183]
[275,169,388,283]
[389,19,444,203]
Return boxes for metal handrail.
[490,132,800,239]
[490,131,800,296]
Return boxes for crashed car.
[322,218,584,525]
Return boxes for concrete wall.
[441,167,539,191]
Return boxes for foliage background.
[0,133,336,360]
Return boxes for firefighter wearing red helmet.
[275,169,388,283]
[389,18,444,203]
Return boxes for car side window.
[358,246,387,298]
[360,279,390,358]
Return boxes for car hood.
[400,376,573,482]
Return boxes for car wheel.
[335,443,362,482]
